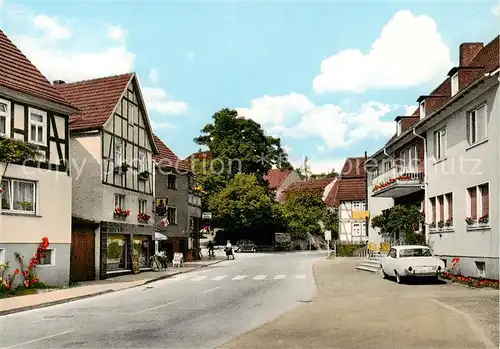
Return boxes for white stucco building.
[414,38,499,279]
[0,30,79,286]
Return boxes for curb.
[0,260,223,317]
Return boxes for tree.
[280,190,338,240]
[208,174,281,233]
[0,137,39,191]
[194,108,291,184]
[371,205,424,244]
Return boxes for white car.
[380,245,445,284]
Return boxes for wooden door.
[70,229,96,282]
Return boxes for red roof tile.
[153,135,190,172]
[336,178,366,203]
[185,151,211,161]
[56,73,133,131]
[340,157,366,178]
[283,178,334,200]
[264,169,292,190]
[0,29,74,108]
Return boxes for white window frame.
[114,193,125,209]
[352,201,364,211]
[353,223,361,236]
[445,193,453,222]
[1,178,37,214]
[467,104,487,146]
[466,183,489,221]
[434,128,447,161]
[0,248,5,264]
[114,138,123,166]
[138,150,146,173]
[138,199,148,214]
[383,159,392,173]
[0,98,11,138]
[401,145,418,171]
[38,248,55,267]
[420,101,426,119]
[167,206,177,225]
[28,107,47,146]
[451,73,459,96]
[396,120,402,137]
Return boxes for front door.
[70,229,96,282]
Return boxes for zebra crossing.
[170,273,308,282]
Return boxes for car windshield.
[399,248,432,257]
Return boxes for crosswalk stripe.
[212,275,227,281]
[295,274,307,279]
[274,274,287,280]
[191,275,208,281]
[253,275,267,280]
[232,275,247,280]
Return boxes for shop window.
[133,236,150,269]
[106,235,129,272]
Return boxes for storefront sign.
[155,198,168,216]
[202,212,212,219]
[352,211,369,219]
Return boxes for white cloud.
[313,10,452,93]
[238,93,394,149]
[492,3,500,17]
[152,121,175,130]
[291,157,345,175]
[108,25,125,43]
[186,52,195,60]
[149,68,159,83]
[404,105,418,116]
[143,87,188,115]
[33,15,71,40]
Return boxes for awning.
[154,232,168,241]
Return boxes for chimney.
[459,43,483,66]
[53,80,65,85]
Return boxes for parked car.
[234,240,257,253]
[380,245,445,284]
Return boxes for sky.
[0,0,499,174]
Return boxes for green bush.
[336,244,365,257]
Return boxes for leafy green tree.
[208,174,281,233]
[194,108,291,184]
[371,205,424,243]
[280,191,338,240]
[0,137,40,182]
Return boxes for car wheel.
[395,271,403,284]
[380,266,387,279]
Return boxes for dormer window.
[0,99,11,137]
[419,101,426,119]
[451,73,459,96]
[397,120,402,136]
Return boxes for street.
[0,252,320,349]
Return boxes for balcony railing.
[372,166,424,198]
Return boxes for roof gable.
[0,29,74,108]
[264,169,292,190]
[340,157,366,179]
[153,135,190,172]
[56,73,133,131]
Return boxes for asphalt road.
[0,251,321,349]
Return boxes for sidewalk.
[220,257,499,349]
[0,259,223,316]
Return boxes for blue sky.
[1,0,499,173]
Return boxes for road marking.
[274,274,287,280]
[203,286,220,294]
[136,300,179,313]
[232,275,247,280]
[253,275,267,280]
[3,330,74,348]
[295,274,307,279]
[171,274,190,281]
[432,299,495,349]
[191,275,208,281]
[212,275,227,281]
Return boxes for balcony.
[371,166,424,198]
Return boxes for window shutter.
[446,193,453,220]
[480,184,489,217]
[430,198,436,222]
[438,196,444,222]
[469,187,477,219]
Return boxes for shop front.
[99,221,154,279]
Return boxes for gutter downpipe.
[413,128,428,244]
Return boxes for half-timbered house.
[0,30,79,286]
[56,73,159,281]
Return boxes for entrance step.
[354,259,381,273]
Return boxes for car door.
[385,248,397,276]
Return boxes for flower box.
[114,207,130,220]
[137,212,150,223]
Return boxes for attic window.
[397,120,402,136]
[419,101,426,119]
[451,73,459,96]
